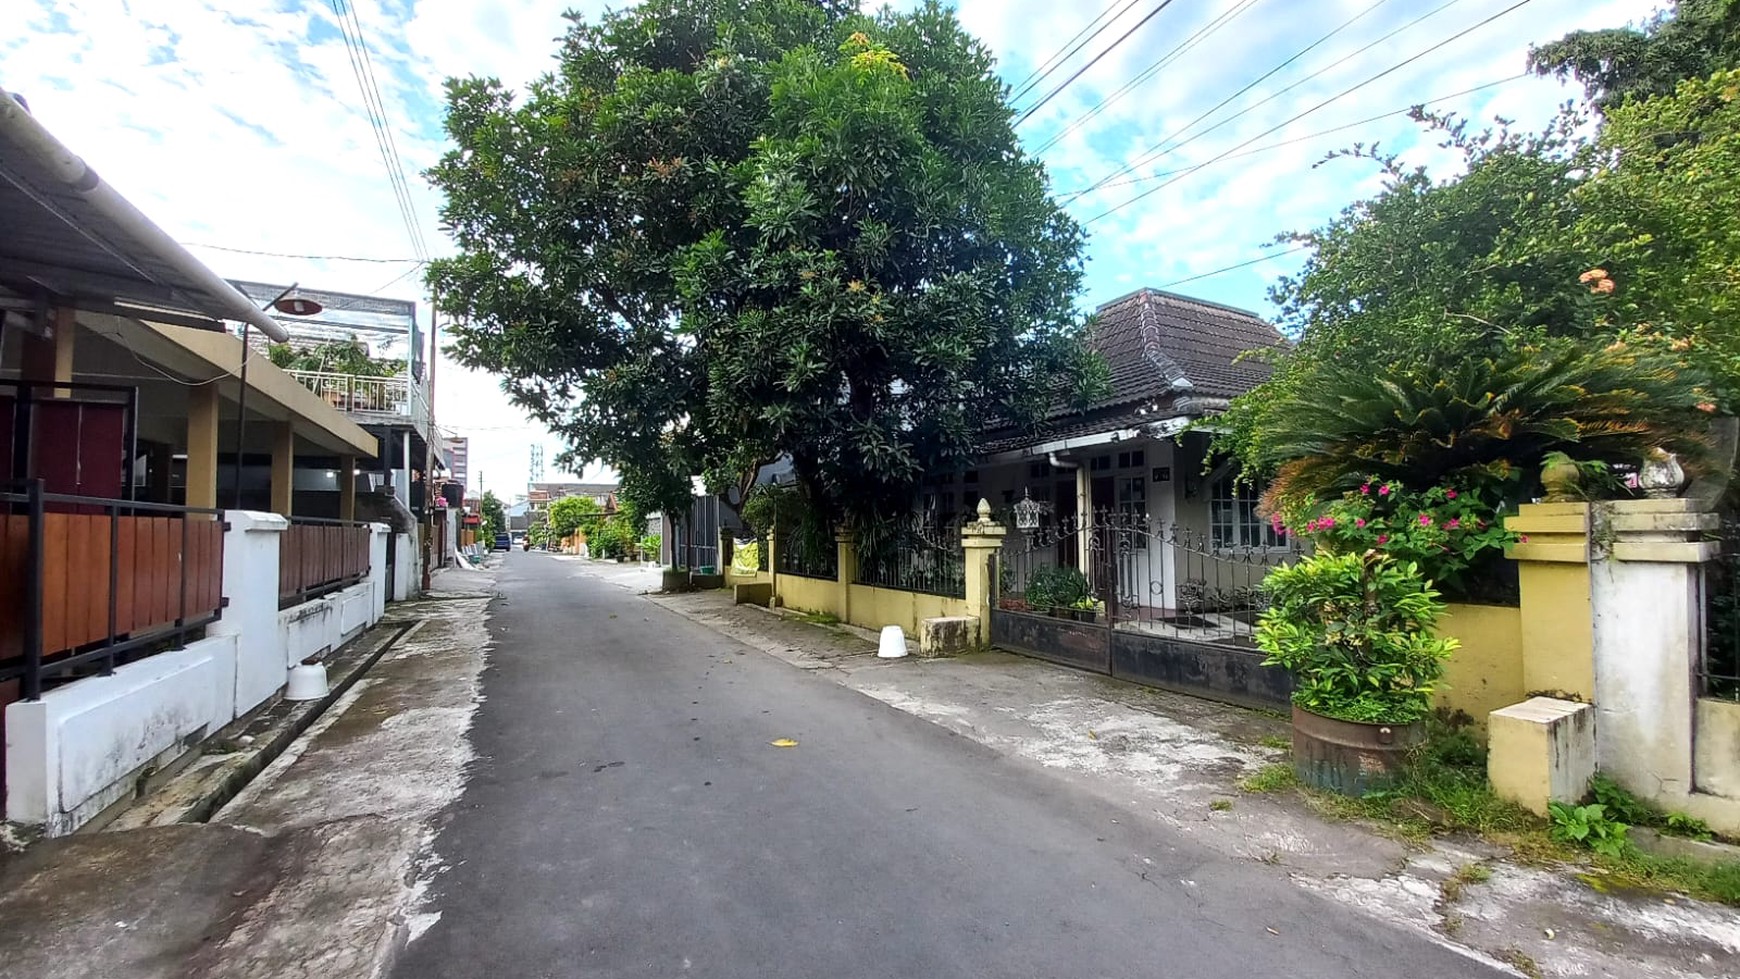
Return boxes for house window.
[1210,474,1284,550]
[1116,449,1146,470]
[1116,475,1145,518]
[1089,455,1111,472]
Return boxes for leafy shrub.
[1548,801,1631,858]
[1280,480,1518,597]
[1256,551,1458,724]
[1254,344,1709,507]
[642,535,663,561]
[592,518,635,560]
[1024,565,1091,612]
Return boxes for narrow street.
[396,552,1500,979]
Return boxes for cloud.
[8,0,1645,493]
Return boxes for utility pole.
[422,287,439,591]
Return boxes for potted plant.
[1024,565,1092,618]
[1068,596,1103,623]
[1255,550,1459,795]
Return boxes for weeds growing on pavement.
[1239,763,1297,793]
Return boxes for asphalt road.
[394,553,1501,979]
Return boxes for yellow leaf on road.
[770,738,799,747]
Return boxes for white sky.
[6,0,1643,499]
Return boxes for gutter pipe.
[0,85,289,342]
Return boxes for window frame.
[1208,471,1287,552]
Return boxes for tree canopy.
[547,494,603,540]
[1219,5,1737,506]
[1529,0,1740,111]
[427,0,1101,527]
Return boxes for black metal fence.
[775,524,838,580]
[996,508,1293,644]
[1,479,225,700]
[1702,515,1740,700]
[855,517,966,599]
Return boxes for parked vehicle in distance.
[493,533,511,551]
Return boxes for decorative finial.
[976,498,993,524]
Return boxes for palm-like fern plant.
[1258,342,1709,506]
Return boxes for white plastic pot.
[286,663,330,701]
[877,625,908,659]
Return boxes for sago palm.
[1259,342,1709,505]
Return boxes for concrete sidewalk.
[595,570,1740,979]
[0,566,494,979]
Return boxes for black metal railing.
[856,517,966,599]
[280,515,371,609]
[1702,515,1740,701]
[776,524,838,580]
[1,479,225,700]
[996,508,1294,644]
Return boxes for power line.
[1085,0,1541,224]
[1156,244,1311,289]
[1009,0,1146,105]
[1015,0,1181,127]
[1063,74,1525,196]
[329,0,430,263]
[1034,0,1271,156]
[1072,0,1462,200]
[1008,1,1129,100]
[185,242,423,263]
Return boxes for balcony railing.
[285,370,430,427]
[0,480,225,699]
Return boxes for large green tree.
[428,0,1101,526]
[1530,0,1740,111]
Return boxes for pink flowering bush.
[1276,480,1518,596]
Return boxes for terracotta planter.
[1291,706,1423,796]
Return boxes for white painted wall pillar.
[369,522,390,621]
[392,531,418,602]
[207,510,290,718]
[1149,439,1179,609]
[1589,498,1737,833]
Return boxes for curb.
[184,619,420,824]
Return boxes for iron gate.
[990,509,1295,709]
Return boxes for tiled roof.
[1088,288,1284,404]
[979,288,1284,454]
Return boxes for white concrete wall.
[5,515,394,834]
[1695,698,1740,800]
[392,531,418,602]
[5,635,235,833]
[1591,557,1699,796]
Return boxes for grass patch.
[1239,763,1298,794]
[1209,799,1233,812]
[1257,734,1291,751]
[796,611,840,626]
[1438,862,1493,905]
[1498,948,1543,979]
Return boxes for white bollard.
[877,625,908,659]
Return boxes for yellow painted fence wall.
[1434,602,1525,728]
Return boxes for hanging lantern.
[1013,489,1046,533]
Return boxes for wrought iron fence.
[855,517,966,599]
[775,524,838,580]
[1702,514,1740,701]
[0,480,225,700]
[996,508,1294,645]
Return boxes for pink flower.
[1355,518,1366,529]
[1520,534,1530,543]
[1446,518,1460,530]
[1418,513,1433,526]
[1378,485,1391,496]
[1360,483,1371,495]
[1445,489,1458,500]
[1376,534,1389,545]
[1322,516,1336,529]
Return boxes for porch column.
[338,454,357,523]
[19,305,76,395]
[961,499,1007,648]
[185,383,220,511]
[400,431,413,509]
[269,422,294,517]
[1075,466,1090,570]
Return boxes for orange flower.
[1579,268,1609,284]
[1699,402,1718,413]
[1592,278,1615,294]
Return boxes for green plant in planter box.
[1025,565,1091,612]
[1256,550,1458,725]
